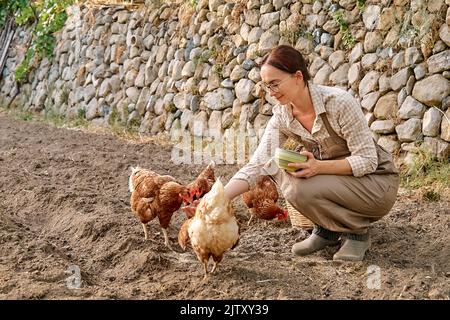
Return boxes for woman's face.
[260,64,303,105]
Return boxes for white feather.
[128,166,140,193]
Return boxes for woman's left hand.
[287,151,321,178]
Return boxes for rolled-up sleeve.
[337,96,378,177]
[230,115,287,189]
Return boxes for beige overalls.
[264,113,400,235]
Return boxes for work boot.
[292,225,340,256]
[333,232,370,261]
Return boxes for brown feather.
[241,175,285,221]
[129,168,189,238]
[187,161,216,200]
[178,218,191,251]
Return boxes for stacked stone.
[0,0,449,161]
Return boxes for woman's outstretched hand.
[287,151,321,178]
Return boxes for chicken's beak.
[180,191,193,205]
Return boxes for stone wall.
[1,0,449,161]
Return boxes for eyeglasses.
[261,75,293,93]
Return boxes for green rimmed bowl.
[275,148,307,172]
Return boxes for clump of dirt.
[0,113,449,300]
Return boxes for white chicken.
[178,179,240,276]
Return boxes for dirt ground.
[0,111,449,300]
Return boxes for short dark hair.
[259,45,311,82]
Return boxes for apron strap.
[319,113,346,143]
[319,112,398,174]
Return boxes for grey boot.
[292,225,340,256]
[333,232,370,261]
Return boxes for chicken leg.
[142,224,159,243]
[247,214,254,226]
[161,227,173,250]
[210,255,222,274]
[142,223,149,240]
[210,261,219,274]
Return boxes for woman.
[224,45,399,261]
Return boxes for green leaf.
[6,0,73,80]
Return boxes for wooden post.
[0,19,15,82]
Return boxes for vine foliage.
[0,0,73,83]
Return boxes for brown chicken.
[178,179,239,277]
[186,161,216,204]
[241,175,288,225]
[181,161,215,219]
[128,167,191,249]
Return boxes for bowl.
[275,147,307,172]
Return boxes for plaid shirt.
[230,82,379,189]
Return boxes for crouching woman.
[224,45,399,261]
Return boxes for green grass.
[44,107,66,127]
[332,9,356,50]
[17,110,34,121]
[0,102,177,148]
[107,106,140,139]
[1,102,34,121]
[400,146,450,202]
[357,0,365,11]
[72,108,89,127]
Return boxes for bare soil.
[0,112,449,300]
